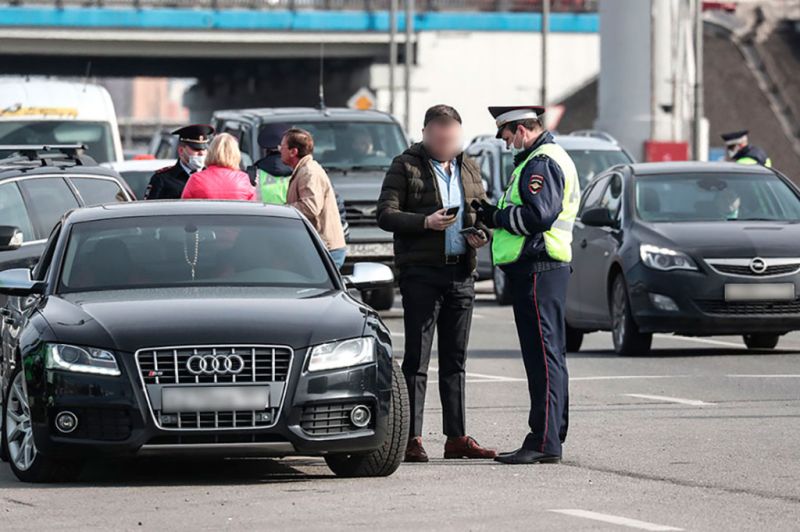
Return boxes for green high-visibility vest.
[736,156,772,168]
[492,142,580,266]
[258,169,290,205]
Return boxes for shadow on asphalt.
[0,457,334,488]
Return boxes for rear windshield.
[0,120,115,163]
[59,215,334,293]
[635,173,800,223]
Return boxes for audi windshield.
[635,173,800,223]
[58,215,335,292]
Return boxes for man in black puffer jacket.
[377,104,495,463]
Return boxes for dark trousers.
[399,264,475,438]
[507,266,570,456]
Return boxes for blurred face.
[500,125,523,150]
[422,119,463,161]
[279,135,299,167]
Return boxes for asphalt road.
[2,282,799,531]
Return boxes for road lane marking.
[653,334,744,348]
[624,393,715,406]
[571,375,688,381]
[549,509,683,531]
[727,374,800,378]
[391,332,405,337]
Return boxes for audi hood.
[37,287,370,353]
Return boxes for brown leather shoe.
[404,437,429,463]
[444,436,497,459]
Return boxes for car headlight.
[639,244,697,271]
[307,337,375,372]
[45,344,121,377]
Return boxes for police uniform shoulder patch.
[528,174,545,195]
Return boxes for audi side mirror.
[0,226,24,252]
[581,207,616,228]
[345,263,394,291]
[0,268,45,296]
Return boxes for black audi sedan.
[566,161,800,355]
[0,201,408,482]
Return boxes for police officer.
[721,130,772,167]
[248,123,293,204]
[145,124,214,200]
[475,106,580,464]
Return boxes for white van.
[0,77,124,163]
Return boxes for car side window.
[579,176,610,215]
[32,223,61,281]
[69,177,128,206]
[0,182,36,243]
[599,174,624,219]
[18,177,80,238]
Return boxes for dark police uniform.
[721,130,772,167]
[476,106,580,464]
[145,124,214,200]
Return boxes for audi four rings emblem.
[186,353,246,375]
[749,257,767,274]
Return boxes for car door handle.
[579,238,587,249]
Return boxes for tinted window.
[599,174,623,219]
[579,176,610,215]
[500,152,516,188]
[265,121,406,173]
[0,121,115,163]
[18,178,79,237]
[0,182,36,242]
[118,170,151,200]
[59,215,334,293]
[70,177,127,206]
[567,149,632,188]
[636,173,800,222]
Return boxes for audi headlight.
[45,344,121,377]
[639,244,697,271]
[307,337,375,372]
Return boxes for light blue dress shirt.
[430,158,467,256]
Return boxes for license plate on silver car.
[161,386,270,413]
[347,242,394,257]
[724,283,795,302]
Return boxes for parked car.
[211,107,410,310]
[0,200,408,482]
[0,77,124,163]
[0,144,133,275]
[565,161,800,355]
[466,132,634,304]
[103,158,176,200]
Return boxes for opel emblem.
[749,257,767,274]
[186,353,246,375]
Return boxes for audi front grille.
[135,345,293,431]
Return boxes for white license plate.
[724,283,795,302]
[346,242,394,257]
[161,386,270,413]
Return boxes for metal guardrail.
[2,0,598,12]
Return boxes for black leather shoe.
[494,449,561,464]
[496,447,522,458]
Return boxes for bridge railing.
[2,0,598,12]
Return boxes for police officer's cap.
[258,123,291,150]
[720,130,748,145]
[489,106,546,138]
[172,124,215,150]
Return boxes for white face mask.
[508,131,525,157]
[187,154,206,171]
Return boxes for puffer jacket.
[181,165,255,201]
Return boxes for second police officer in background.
[475,106,580,465]
[721,129,772,168]
[145,124,215,200]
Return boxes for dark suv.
[211,108,409,310]
[0,144,132,275]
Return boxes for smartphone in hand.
[444,206,460,216]
[459,227,485,238]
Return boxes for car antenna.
[82,61,92,93]
[318,43,330,116]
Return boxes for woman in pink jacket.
[181,133,255,201]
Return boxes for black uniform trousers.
[506,265,570,457]
[399,263,475,438]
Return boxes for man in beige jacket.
[280,128,347,267]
